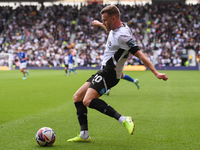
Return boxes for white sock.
[80,130,89,139]
[118,116,126,124]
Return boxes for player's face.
[18,48,22,53]
[102,13,114,32]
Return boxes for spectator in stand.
[1,3,200,68]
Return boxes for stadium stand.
[0,2,199,68]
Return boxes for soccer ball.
[35,127,56,146]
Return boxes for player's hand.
[92,20,101,26]
[92,20,107,32]
[156,73,168,81]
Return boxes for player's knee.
[83,98,92,107]
[82,100,89,107]
[73,92,84,103]
[73,93,79,102]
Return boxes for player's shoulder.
[118,28,133,44]
[119,23,130,31]
[114,24,131,37]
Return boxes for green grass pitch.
[0,70,200,150]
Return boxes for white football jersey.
[64,56,69,65]
[101,23,139,79]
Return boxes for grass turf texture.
[0,70,199,150]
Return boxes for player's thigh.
[20,63,23,70]
[73,82,90,102]
[20,63,26,70]
[89,70,119,95]
[68,63,73,69]
[83,88,100,106]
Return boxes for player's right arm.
[92,20,107,32]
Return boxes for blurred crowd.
[0,3,200,68]
[75,3,147,67]
[146,3,200,66]
[0,4,78,67]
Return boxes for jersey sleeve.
[118,35,139,55]
[23,52,27,58]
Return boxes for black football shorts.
[87,70,119,96]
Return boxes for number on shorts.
[92,74,102,84]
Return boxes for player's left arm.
[22,57,28,61]
[119,36,168,81]
[134,50,168,81]
[22,52,28,61]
